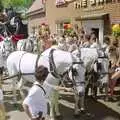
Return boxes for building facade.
[27,0,47,34]
[27,0,120,43]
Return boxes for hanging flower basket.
[112,24,120,37]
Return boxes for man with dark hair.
[23,65,49,120]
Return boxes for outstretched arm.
[111,70,120,80]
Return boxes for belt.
[32,117,45,120]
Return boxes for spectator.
[109,65,120,101]
[82,34,91,48]
[102,36,110,52]
[90,36,98,48]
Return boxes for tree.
[0,0,4,12]
[2,0,33,9]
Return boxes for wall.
[28,12,46,33]
[46,0,120,34]
[46,0,81,33]
[28,0,120,35]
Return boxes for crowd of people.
[0,26,120,120]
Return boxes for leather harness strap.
[35,84,46,95]
[49,49,62,79]
[18,52,27,78]
[35,54,41,70]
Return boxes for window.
[56,23,64,35]
[56,21,71,35]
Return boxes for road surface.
[2,80,120,120]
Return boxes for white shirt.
[23,81,47,118]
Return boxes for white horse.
[0,36,14,58]
[6,47,86,120]
[72,48,109,99]
[17,36,35,52]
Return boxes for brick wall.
[28,0,120,35]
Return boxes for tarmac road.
[2,80,120,120]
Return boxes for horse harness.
[49,49,85,87]
[18,52,41,79]
[94,50,109,81]
[35,83,46,95]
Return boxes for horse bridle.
[49,49,85,87]
[94,49,109,79]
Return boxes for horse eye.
[72,68,78,76]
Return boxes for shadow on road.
[59,95,120,120]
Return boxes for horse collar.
[49,49,63,79]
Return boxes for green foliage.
[2,0,33,9]
[112,24,120,37]
[64,28,73,35]
[0,0,4,12]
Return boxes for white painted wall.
[82,19,104,45]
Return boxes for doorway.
[91,28,99,39]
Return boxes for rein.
[2,73,34,81]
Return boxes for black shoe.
[73,113,80,118]
[110,96,117,102]
[80,110,95,118]
[55,115,63,120]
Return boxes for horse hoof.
[110,97,117,102]
[104,97,109,102]
[81,110,94,118]
[55,115,63,120]
[91,96,97,101]
[73,113,80,118]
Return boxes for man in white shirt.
[23,65,49,120]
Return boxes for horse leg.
[74,93,80,117]
[54,91,61,117]
[49,92,56,120]
[11,78,18,103]
[79,95,85,112]
[7,64,18,103]
[17,78,25,101]
[49,91,62,120]
[92,85,97,100]
[104,83,109,101]
[85,84,90,97]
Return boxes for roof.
[27,0,45,15]
[75,13,108,21]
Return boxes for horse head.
[48,48,86,96]
[2,36,13,57]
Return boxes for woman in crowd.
[90,35,98,48]
[82,34,91,48]
[108,37,120,100]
